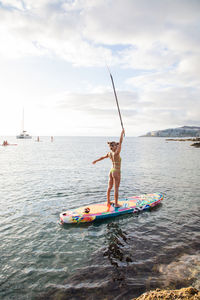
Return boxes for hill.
[141,126,200,137]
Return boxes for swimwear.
[110,167,121,174]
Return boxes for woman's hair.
[107,141,119,147]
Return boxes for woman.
[92,128,125,207]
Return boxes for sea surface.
[0,136,200,300]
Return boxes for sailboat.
[16,109,32,139]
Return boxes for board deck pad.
[60,193,163,224]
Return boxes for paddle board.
[60,193,163,224]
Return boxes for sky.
[0,0,200,136]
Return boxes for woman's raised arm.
[116,128,125,154]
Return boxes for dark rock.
[191,142,200,148]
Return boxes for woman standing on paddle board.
[92,128,125,208]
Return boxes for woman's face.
[109,142,117,152]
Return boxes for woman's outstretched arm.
[92,153,109,164]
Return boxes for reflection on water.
[103,223,130,286]
[104,223,129,266]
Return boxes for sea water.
[0,137,199,300]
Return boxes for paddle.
[107,66,125,136]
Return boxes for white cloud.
[1,0,200,69]
[0,1,197,60]
[0,0,116,65]
[0,0,200,135]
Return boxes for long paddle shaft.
[109,72,125,135]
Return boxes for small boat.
[17,130,32,139]
[16,109,32,139]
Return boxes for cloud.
[54,89,138,114]
[1,0,199,67]
[0,0,199,135]
[83,0,200,46]
[45,83,200,135]
[0,0,115,65]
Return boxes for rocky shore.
[191,142,200,148]
[133,287,200,299]
[166,138,200,142]
[165,138,200,148]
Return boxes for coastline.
[166,138,200,141]
[165,137,200,148]
[133,287,200,299]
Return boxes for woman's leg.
[113,173,121,207]
[107,172,113,205]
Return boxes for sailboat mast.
[16,108,32,139]
[22,108,24,132]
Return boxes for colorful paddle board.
[60,193,163,224]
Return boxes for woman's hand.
[92,160,97,164]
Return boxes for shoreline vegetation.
[133,287,200,300]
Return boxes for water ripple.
[0,137,200,300]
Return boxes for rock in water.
[191,142,200,148]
